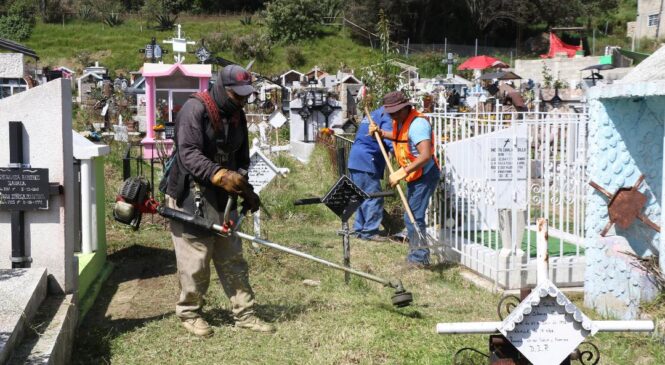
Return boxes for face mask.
[210,81,241,117]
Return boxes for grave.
[0,78,92,363]
[289,86,342,163]
[437,219,655,364]
[141,24,209,160]
[584,45,665,320]
[248,140,289,238]
[76,61,107,105]
[140,62,211,159]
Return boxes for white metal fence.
[427,110,589,288]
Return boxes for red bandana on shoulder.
[192,91,239,131]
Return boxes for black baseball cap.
[220,64,255,96]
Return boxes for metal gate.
[428,111,588,289]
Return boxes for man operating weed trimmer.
[162,64,274,337]
[368,91,441,267]
[113,67,414,338]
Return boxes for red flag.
[541,33,582,58]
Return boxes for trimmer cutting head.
[389,280,413,307]
[391,289,413,307]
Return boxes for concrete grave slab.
[0,268,47,364]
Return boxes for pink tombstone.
[140,62,211,159]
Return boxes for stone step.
[0,268,48,364]
[7,294,77,365]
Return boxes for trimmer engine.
[113,176,158,230]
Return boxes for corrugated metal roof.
[0,38,38,60]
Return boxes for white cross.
[162,24,195,63]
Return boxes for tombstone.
[0,79,79,363]
[498,281,597,364]
[0,79,76,292]
[140,63,211,159]
[248,140,289,194]
[437,220,655,364]
[247,141,289,239]
[289,89,342,162]
[443,125,528,288]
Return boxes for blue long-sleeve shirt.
[347,106,394,175]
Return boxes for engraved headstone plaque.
[321,175,368,221]
[0,168,50,210]
[248,150,283,194]
[498,280,597,365]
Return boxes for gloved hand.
[367,121,380,137]
[389,167,408,187]
[241,189,261,213]
[210,168,251,195]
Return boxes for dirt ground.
[73,243,180,363]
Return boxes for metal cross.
[589,174,661,236]
[162,24,195,63]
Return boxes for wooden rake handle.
[365,106,420,232]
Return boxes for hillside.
[23,15,390,78]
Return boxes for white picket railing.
[427,110,589,289]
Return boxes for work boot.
[235,315,276,333]
[181,317,213,337]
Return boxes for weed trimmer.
[113,176,413,308]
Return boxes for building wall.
[0,53,24,78]
[514,56,633,86]
[636,0,664,39]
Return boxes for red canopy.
[541,32,582,58]
[458,55,509,70]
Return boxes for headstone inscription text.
[504,296,588,365]
[489,137,527,181]
[0,168,50,210]
[248,153,277,194]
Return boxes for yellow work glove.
[389,167,407,187]
[368,121,380,137]
[210,168,251,195]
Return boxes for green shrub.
[285,45,305,68]
[240,15,252,26]
[206,32,233,53]
[0,14,33,41]
[103,11,123,27]
[78,5,97,21]
[231,32,271,61]
[263,0,323,43]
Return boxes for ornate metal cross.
[589,174,661,236]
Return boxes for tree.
[359,9,402,110]
[263,0,323,43]
[463,0,532,36]
[0,0,38,41]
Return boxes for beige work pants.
[166,196,255,320]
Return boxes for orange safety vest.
[392,109,439,182]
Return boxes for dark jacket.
[166,90,250,218]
